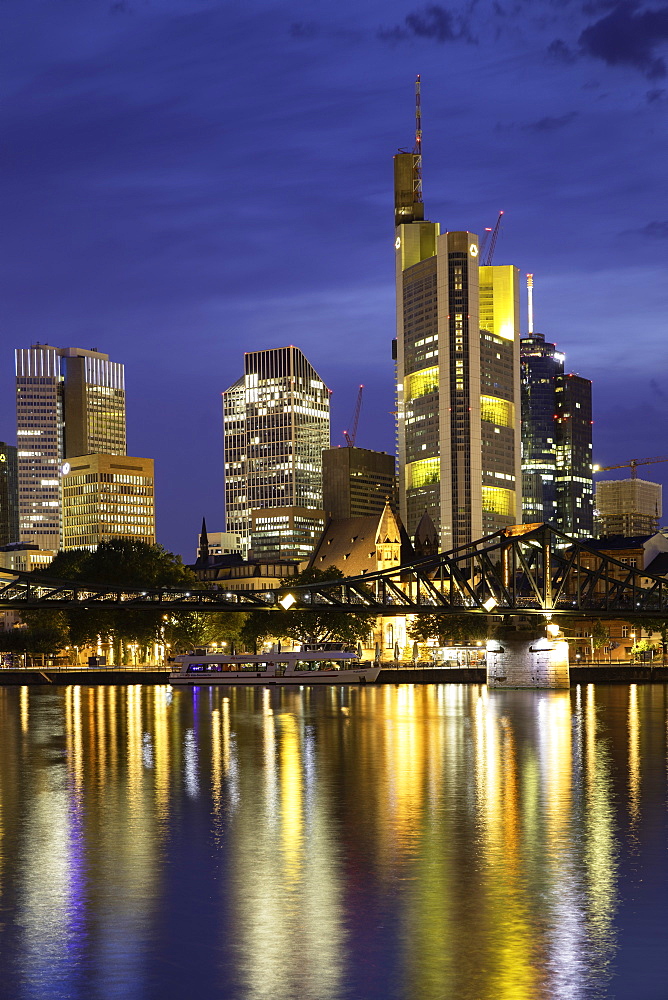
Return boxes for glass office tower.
[394,153,522,550]
[15,345,126,549]
[520,334,593,537]
[223,346,330,559]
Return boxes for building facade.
[61,454,155,550]
[0,443,19,547]
[223,346,330,560]
[394,153,521,549]
[520,334,593,536]
[15,345,126,548]
[322,447,398,519]
[595,478,661,537]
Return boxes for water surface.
[0,683,666,999]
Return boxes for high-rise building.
[520,328,593,537]
[394,94,521,549]
[595,478,661,537]
[555,373,593,536]
[223,346,330,560]
[0,443,19,546]
[16,345,126,548]
[61,454,155,550]
[322,447,398,519]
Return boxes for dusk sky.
[2,0,667,559]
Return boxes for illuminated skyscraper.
[15,345,126,549]
[520,283,593,538]
[223,346,330,560]
[394,86,521,549]
[61,454,155,551]
[0,443,19,546]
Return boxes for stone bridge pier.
[486,622,570,689]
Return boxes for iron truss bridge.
[2,523,668,619]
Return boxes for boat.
[169,642,382,685]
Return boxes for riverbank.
[1,664,668,685]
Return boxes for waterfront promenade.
[1,663,667,685]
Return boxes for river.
[0,682,665,999]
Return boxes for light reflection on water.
[0,683,666,998]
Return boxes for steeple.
[200,517,209,562]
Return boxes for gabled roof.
[309,502,402,576]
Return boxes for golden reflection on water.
[628,684,641,832]
[0,681,660,998]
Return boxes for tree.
[164,611,246,653]
[408,613,490,646]
[26,539,202,660]
[627,616,668,665]
[240,566,373,649]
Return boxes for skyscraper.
[394,85,521,549]
[15,345,126,549]
[322,447,398,519]
[595,478,661,537]
[61,454,155,550]
[520,333,564,523]
[520,289,593,538]
[554,372,593,536]
[223,346,330,560]
[0,443,19,547]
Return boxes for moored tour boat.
[169,642,381,685]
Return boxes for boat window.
[187,663,224,673]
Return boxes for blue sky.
[2,0,667,557]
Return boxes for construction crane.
[483,211,504,266]
[343,386,364,448]
[479,226,493,262]
[593,456,668,479]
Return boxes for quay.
[1,664,668,685]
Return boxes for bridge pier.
[486,623,570,689]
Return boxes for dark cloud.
[378,5,476,44]
[650,378,665,398]
[523,111,578,131]
[548,38,578,62]
[646,86,666,100]
[622,220,668,238]
[579,3,668,79]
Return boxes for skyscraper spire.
[527,273,534,334]
[413,74,423,207]
[394,76,425,228]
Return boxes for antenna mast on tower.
[527,273,534,334]
[413,74,423,206]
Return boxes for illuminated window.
[480,395,514,428]
[407,458,440,489]
[405,367,439,402]
[481,486,515,517]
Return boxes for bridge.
[1,524,666,620]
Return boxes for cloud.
[378,4,476,44]
[646,86,666,100]
[650,378,665,397]
[622,220,668,238]
[579,3,668,79]
[547,38,578,63]
[523,111,579,131]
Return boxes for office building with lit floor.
[223,346,330,560]
[61,454,155,550]
[15,345,126,549]
[595,478,661,537]
[394,88,521,548]
[520,271,593,537]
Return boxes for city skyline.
[2,0,666,558]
